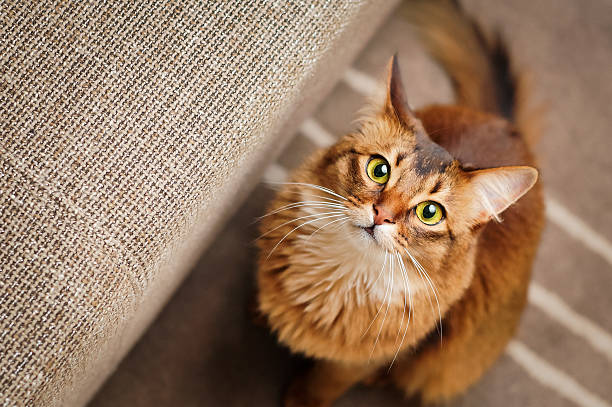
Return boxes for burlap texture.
[0,1,397,405]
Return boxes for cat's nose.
[373,204,396,225]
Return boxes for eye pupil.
[423,204,437,218]
[373,164,388,178]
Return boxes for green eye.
[415,201,444,225]
[366,157,390,184]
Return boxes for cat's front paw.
[284,377,331,407]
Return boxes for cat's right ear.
[464,165,538,224]
[384,54,419,129]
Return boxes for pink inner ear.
[469,166,538,222]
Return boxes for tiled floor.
[90,1,612,406]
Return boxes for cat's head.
[308,56,537,266]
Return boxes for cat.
[256,1,544,406]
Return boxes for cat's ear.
[465,166,538,224]
[384,54,419,128]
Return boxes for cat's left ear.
[384,54,420,128]
[465,166,538,224]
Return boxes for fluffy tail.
[403,0,541,145]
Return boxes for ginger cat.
[256,1,544,405]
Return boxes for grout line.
[528,284,612,363]
[545,198,612,268]
[506,340,611,407]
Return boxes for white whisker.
[416,265,442,340]
[402,249,436,336]
[266,213,347,259]
[416,267,440,338]
[256,201,346,220]
[362,252,389,337]
[412,260,436,334]
[389,253,413,370]
[306,216,350,240]
[404,247,443,343]
[366,251,388,295]
[370,252,395,361]
[266,181,348,202]
[393,254,407,345]
[258,210,345,240]
[279,189,348,205]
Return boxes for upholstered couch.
[0,1,398,405]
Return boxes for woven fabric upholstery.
[0,1,396,405]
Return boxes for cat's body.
[257,2,544,406]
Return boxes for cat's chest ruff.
[286,233,427,305]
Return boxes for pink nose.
[373,204,395,225]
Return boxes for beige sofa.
[0,1,397,405]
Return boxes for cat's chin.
[347,209,398,251]
[355,224,395,252]
[355,225,376,242]
[362,225,375,238]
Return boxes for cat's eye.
[366,156,390,184]
[415,201,444,225]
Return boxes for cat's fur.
[256,1,544,406]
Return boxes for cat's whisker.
[369,252,395,362]
[330,218,351,230]
[257,211,346,241]
[280,189,348,205]
[330,219,351,235]
[255,201,346,221]
[266,213,347,259]
[412,258,441,331]
[420,269,443,344]
[361,252,389,337]
[414,264,438,337]
[266,181,349,202]
[399,246,436,335]
[305,216,350,241]
[393,253,407,346]
[366,251,388,295]
[404,247,443,342]
[412,260,436,331]
[389,253,413,370]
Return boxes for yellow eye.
[366,157,390,184]
[415,201,444,225]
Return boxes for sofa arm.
[0,1,398,405]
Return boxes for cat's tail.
[404,0,542,146]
